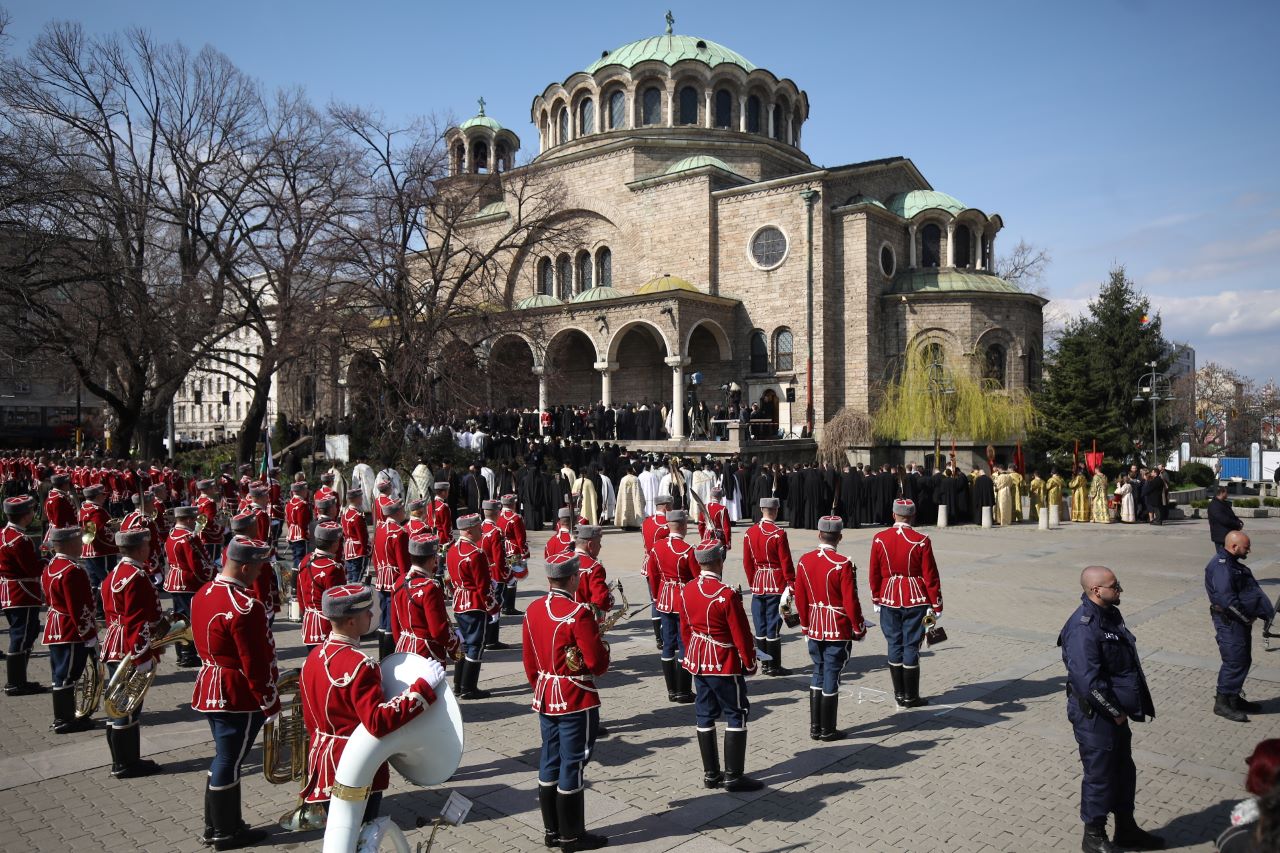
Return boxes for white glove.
[134,657,154,675]
[421,658,446,690]
[265,711,282,728]
[873,604,881,614]
[83,635,98,650]
[779,587,794,609]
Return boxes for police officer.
[1206,531,1275,723]
[1058,565,1164,853]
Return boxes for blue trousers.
[49,643,89,688]
[84,555,116,605]
[345,557,366,585]
[291,541,307,568]
[170,591,194,623]
[105,661,143,728]
[538,708,599,792]
[1212,613,1252,694]
[807,639,851,694]
[378,590,392,633]
[751,594,782,641]
[206,710,266,789]
[694,674,750,728]
[659,611,686,660]
[4,606,40,654]
[205,543,222,565]
[880,605,927,666]
[1068,698,1136,824]
[455,610,487,661]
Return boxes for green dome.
[891,269,1022,295]
[586,34,756,74]
[571,286,624,303]
[887,190,966,219]
[844,194,886,209]
[637,274,699,295]
[664,155,740,177]
[459,114,503,132]
[514,293,563,309]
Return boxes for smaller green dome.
[514,293,563,309]
[637,274,699,295]
[887,190,966,219]
[473,202,506,217]
[460,114,503,132]
[571,286,624,303]
[664,155,740,177]
[891,269,1022,295]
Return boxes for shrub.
[1232,498,1260,508]
[1190,499,1210,509]
[1179,461,1215,488]
[1264,497,1280,508]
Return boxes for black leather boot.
[723,729,763,792]
[453,658,465,696]
[673,666,694,704]
[755,637,771,675]
[819,693,844,741]
[651,619,663,650]
[808,689,821,740]
[112,724,161,778]
[1234,693,1262,713]
[105,726,121,776]
[697,727,723,788]
[459,658,490,700]
[903,665,928,708]
[202,782,214,844]
[5,651,46,696]
[888,663,906,709]
[767,638,790,676]
[661,658,679,701]
[1214,692,1248,722]
[178,641,201,668]
[484,620,509,651]
[1112,814,1165,850]
[556,789,607,852]
[502,585,522,616]
[51,685,93,733]
[538,783,559,848]
[208,782,270,850]
[1081,820,1117,853]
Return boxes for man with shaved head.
[1205,530,1275,723]
[1058,566,1163,853]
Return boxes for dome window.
[579,97,595,135]
[596,247,612,288]
[696,40,708,49]
[746,95,762,134]
[608,90,626,130]
[880,244,896,278]
[954,224,972,268]
[557,107,569,145]
[921,224,941,268]
[678,86,699,125]
[641,87,662,126]
[714,89,733,128]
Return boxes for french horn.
[80,521,97,546]
[102,613,192,718]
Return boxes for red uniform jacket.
[196,494,224,546]
[497,508,528,560]
[543,527,573,561]
[220,540,280,613]
[78,501,117,558]
[285,497,312,543]
[446,538,492,614]
[372,519,409,592]
[698,502,732,550]
[480,519,509,587]
[647,534,696,613]
[405,517,430,539]
[640,512,669,583]
[164,526,214,593]
[341,506,368,561]
[218,474,238,507]
[374,494,394,520]
[300,635,435,802]
[248,505,271,545]
[296,550,346,646]
[427,498,452,546]
[101,557,162,664]
[391,570,458,662]
[678,572,757,676]
[42,555,95,644]
[43,489,76,539]
[268,479,283,522]
[742,520,795,595]
[190,576,280,714]
[868,523,943,611]
[313,485,335,514]
[121,509,164,576]
[521,589,609,714]
[794,545,866,641]
[573,550,613,613]
[0,523,43,608]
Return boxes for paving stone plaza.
[1,515,1275,852]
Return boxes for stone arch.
[686,321,732,407]
[545,327,600,407]
[907,327,962,366]
[683,318,732,361]
[489,334,539,409]
[609,320,671,408]
[607,319,672,363]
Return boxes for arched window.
[746,95,762,133]
[495,144,507,172]
[1027,347,1042,391]
[921,224,941,268]
[556,254,572,301]
[596,247,612,288]
[923,342,945,369]
[471,140,488,173]
[954,224,972,268]
[578,98,594,135]
[678,86,698,125]
[557,107,569,145]
[714,89,733,128]
[641,87,661,125]
[538,258,554,296]
[608,90,625,129]
[749,331,768,374]
[774,328,794,372]
[981,235,991,269]
[452,143,464,174]
[576,251,592,294]
[984,343,1007,388]
[771,104,783,140]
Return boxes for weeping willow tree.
[818,408,873,464]
[873,342,1039,464]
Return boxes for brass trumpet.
[263,669,308,785]
[566,582,630,672]
[103,614,192,718]
[74,649,105,718]
[193,514,207,537]
[80,521,97,546]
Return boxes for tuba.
[263,669,308,785]
[322,652,464,853]
[102,613,192,718]
[74,649,105,718]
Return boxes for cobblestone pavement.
[1,515,1276,852]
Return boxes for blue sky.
[6,1,1279,382]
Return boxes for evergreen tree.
[1032,267,1181,466]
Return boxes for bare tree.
[995,239,1051,293]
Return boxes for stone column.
[665,356,689,440]
[908,224,918,269]
[767,100,775,138]
[738,95,747,132]
[533,366,547,435]
[704,89,713,128]
[461,143,469,174]
[945,221,955,267]
[594,361,618,407]
[666,84,675,128]
[989,234,996,271]
[785,114,793,145]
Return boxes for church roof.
[586,34,756,75]
[571,286,624,303]
[890,269,1023,295]
[887,190,967,219]
[664,155,741,177]
[513,293,563,309]
[459,114,503,132]
[637,274,699,295]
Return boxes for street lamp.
[1132,360,1175,467]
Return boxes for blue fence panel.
[1218,457,1250,479]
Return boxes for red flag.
[1085,452,1104,475]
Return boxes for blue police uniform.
[1205,547,1275,697]
[1058,594,1155,832]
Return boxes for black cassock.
[937,475,961,525]
[518,466,546,530]
[786,469,805,528]
[748,471,772,522]
[840,470,862,528]
[971,474,996,516]
[822,465,840,518]
[802,467,826,529]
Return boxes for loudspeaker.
[784,387,796,403]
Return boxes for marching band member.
[266,468,284,542]
[191,536,281,850]
[480,500,510,651]
[392,535,460,663]
[300,585,445,827]
[697,487,732,549]
[311,495,338,545]
[43,474,76,550]
[543,506,574,560]
[648,508,695,704]
[313,472,336,513]
[285,482,312,570]
[572,525,613,614]
[679,542,762,792]
[373,477,395,520]
[164,506,213,668]
[640,493,673,649]
[742,497,795,676]
[794,516,866,741]
[2,496,46,695]
[404,497,430,538]
[78,483,117,615]
[41,525,97,732]
[522,553,610,853]
[101,529,163,778]
[447,514,492,700]
[496,493,528,616]
[195,479,226,564]
[120,491,164,581]
[341,488,369,585]
[427,481,452,547]
[868,499,943,709]
[297,522,346,652]
[372,500,409,659]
